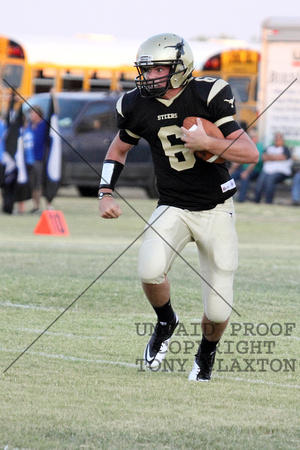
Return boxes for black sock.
[153,300,175,323]
[199,335,219,354]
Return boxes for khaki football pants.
[138,198,238,323]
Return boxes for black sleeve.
[119,129,140,146]
[208,81,241,137]
[116,91,141,145]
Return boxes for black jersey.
[117,77,241,210]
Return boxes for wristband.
[98,192,113,200]
[99,160,124,190]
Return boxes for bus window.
[227,77,250,102]
[89,78,112,91]
[32,69,55,94]
[119,75,136,91]
[1,64,23,89]
[62,72,84,91]
[88,70,114,91]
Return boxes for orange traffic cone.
[34,210,69,236]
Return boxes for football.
[182,116,225,163]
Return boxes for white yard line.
[1,347,299,388]
[0,301,65,312]
[15,328,106,340]
[0,348,136,368]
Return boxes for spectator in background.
[28,106,47,213]
[254,132,292,204]
[229,128,264,202]
[0,112,19,214]
[0,115,6,168]
[15,115,35,214]
[0,115,6,193]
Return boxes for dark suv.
[24,92,158,197]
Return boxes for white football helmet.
[135,33,194,98]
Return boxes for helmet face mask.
[135,33,194,98]
[136,65,172,98]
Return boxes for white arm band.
[99,160,124,190]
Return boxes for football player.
[98,33,258,381]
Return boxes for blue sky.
[1,0,299,44]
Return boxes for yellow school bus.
[194,47,260,130]
[0,34,260,130]
[0,33,138,110]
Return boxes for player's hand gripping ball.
[183,116,225,163]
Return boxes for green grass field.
[0,189,299,449]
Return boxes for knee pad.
[204,289,233,324]
[138,239,167,284]
[205,308,231,324]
